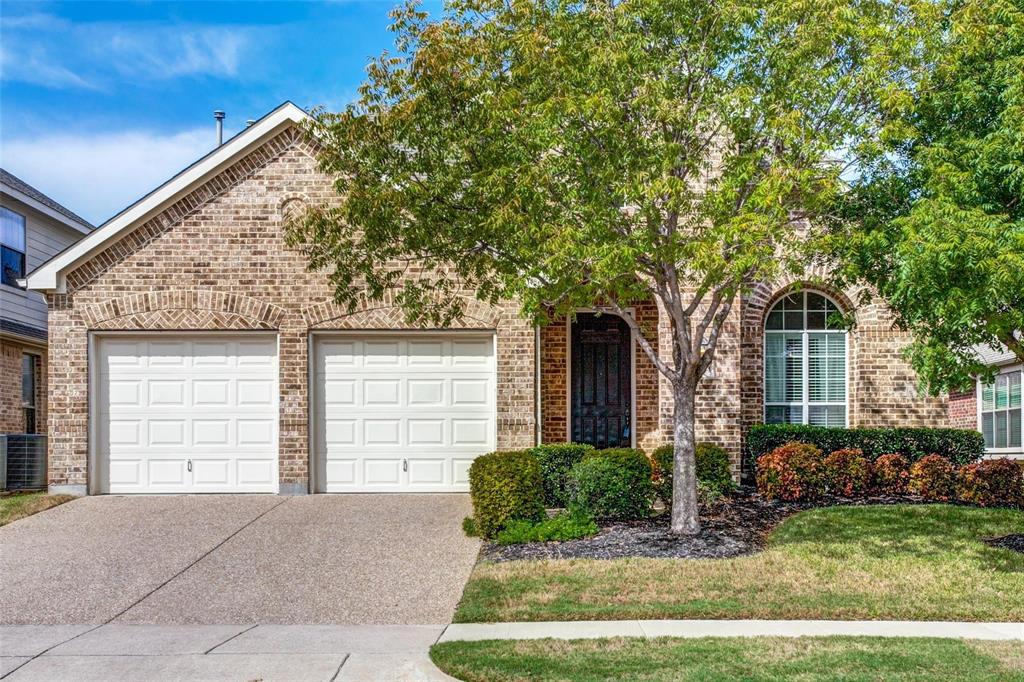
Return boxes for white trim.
[565,308,637,448]
[762,290,850,428]
[0,185,92,235]
[977,363,1023,457]
[25,102,309,293]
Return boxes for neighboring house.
[948,344,1022,459]
[1,169,93,446]
[25,102,950,497]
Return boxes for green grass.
[0,492,75,526]
[430,636,1024,681]
[455,504,1024,622]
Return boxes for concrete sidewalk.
[439,619,1024,642]
[0,624,457,681]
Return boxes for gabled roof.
[25,101,310,293]
[1,169,94,234]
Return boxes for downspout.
[535,325,542,445]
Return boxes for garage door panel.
[316,334,495,492]
[97,335,278,494]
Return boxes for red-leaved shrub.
[756,442,824,501]
[822,448,873,497]
[908,454,957,501]
[872,454,910,495]
[956,458,1024,508]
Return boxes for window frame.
[1,206,27,289]
[763,290,850,428]
[21,352,38,434]
[976,364,1023,455]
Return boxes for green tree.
[833,0,1024,393]
[289,0,930,534]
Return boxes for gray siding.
[1,196,85,333]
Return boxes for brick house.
[947,344,1022,459]
[2,169,93,486]
[26,102,951,496]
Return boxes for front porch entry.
[570,313,633,448]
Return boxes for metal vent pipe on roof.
[214,110,226,146]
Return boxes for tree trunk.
[670,380,701,535]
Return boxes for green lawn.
[0,492,75,526]
[431,636,1024,682]
[455,504,1024,623]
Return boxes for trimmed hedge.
[528,443,595,507]
[747,424,984,467]
[652,442,734,507]
[567,448,654,520]
[468,450,545,539]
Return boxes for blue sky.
[0,0,441,225]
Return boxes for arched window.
[764,291,847,427]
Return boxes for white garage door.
[314,334,496,492]
[96,334,279,494]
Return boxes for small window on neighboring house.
[980,369,1022,451]
[1,207,27,287]
[22,354,37,434]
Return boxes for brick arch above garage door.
[303,298,503,330]
[81,290,287,331]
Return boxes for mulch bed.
[984,534,1024,554]
[481,489,922,562]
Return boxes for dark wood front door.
[571,313,632,448]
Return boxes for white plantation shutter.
[979,369,1024,451]
[764,292,847,427]
[784,335,803,401]
[765,335,785,403]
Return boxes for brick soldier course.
[34,105,950,494]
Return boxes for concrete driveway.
[0,494,479,626]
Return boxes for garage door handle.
[187,460,192,472]
[403,459,408,472]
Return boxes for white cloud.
[1,128,216,225]
[0,12,260,90]
[0,44,97,90]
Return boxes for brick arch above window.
[743,275,857,332]
[303,298,503,330]
[278,195,308,224]
[81,289,286,330]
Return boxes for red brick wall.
[539,301,660,450]
[1,340,45,435]
[947,388,977,430]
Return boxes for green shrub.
[528,443,595,507]
[908,454,957,501]
[873,454,911,495]
[567,448,654,520]
[653,442,735,507]
[468,450,545,539]
[494,510,599,545]
[746,424,984,467]
[696,481,725,508]
[462,516,478,537]
[755,442,824,501]
[956,458,1024,508]
[822,448,873,497]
